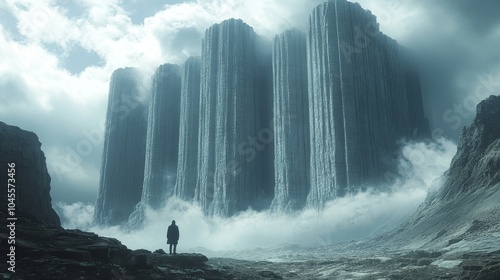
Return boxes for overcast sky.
[1,0,499,205]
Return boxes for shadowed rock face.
[195,18,273,216]
[0,121,60,227]
[306,0,430,208]
[440,95,500,199]
[271,29,310,212]
[94,67,148,226]
[140,64,182,210]
[175,57,201,200]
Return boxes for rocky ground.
[232,249,500,279]
[2,205,499,280]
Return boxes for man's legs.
[169,244,173,254]
[173,244,177,254]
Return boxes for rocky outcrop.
[140,64,182,209]
[378,95,500,251]
[0,203,226,279]
[270,29,310,212]
[94,68,148,225]
[175,57,201,200]
[440,95,500,199]
[0,122,60,227]
[195,19,273,216]
[306,0,429,208]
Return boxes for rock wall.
[94,68,148,225]
[175,57,201,200]
[96,0,432,219]
[0,122,61,227]
[140,64,182,209]
[195,19,273,216]
[306,0,429,208]
[270,29,310,212]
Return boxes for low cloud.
[57,139,457,255]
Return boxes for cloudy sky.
[1,0,499,205]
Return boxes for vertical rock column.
[306,0,426,208]
[270,29,310,212]
[175,57,201,200]
[195,24,220,212]
[94,68,148,225]
[196,19,267,216]
[140,64,182,209]
[306,1,348,207]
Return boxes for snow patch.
[431,259,462,269]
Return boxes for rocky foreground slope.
[379,96,500,252]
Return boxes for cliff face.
[94,68,148,225]
[140,64,182,210]
[174,57,201,200]
[270,29,310,212]
[306,0,429,208]
[97,0,431,219]
[195,19,273,216]
[379,95,500,250]
[0,121,60,227]
[440,95,500,198]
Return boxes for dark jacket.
[167,224,179,244]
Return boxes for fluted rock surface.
[306,0,429,207]
[94,68,148,225]
[175,57,201,199]
[140,64,182,209]
[270,29,310,212]
[0,122,60,227]
[195,19,273,216]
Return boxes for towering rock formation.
[139,64,182,209]
[195,19,273,216]
[0,122,61,227]
[94,68,148,225]
[270,29,310,212]
[306,0,429,208]
[175,57,201,199]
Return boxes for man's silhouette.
[167,220,179,254]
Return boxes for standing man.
[167,220,179,254]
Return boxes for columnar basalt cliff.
[94,68,148,225]
[270,29,310,212]
[0,122,60,227]
[97,0,430,221]
[175,57,201,200]
[194,19,273,216]
[139,64,182,209]
[306,0,429,208]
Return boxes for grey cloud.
[121,0,185,25]
[154,26,204,62]
[0,74,30,106]
[399,0,500,139]
[422,0,500,34]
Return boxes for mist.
[57,138,456,254]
